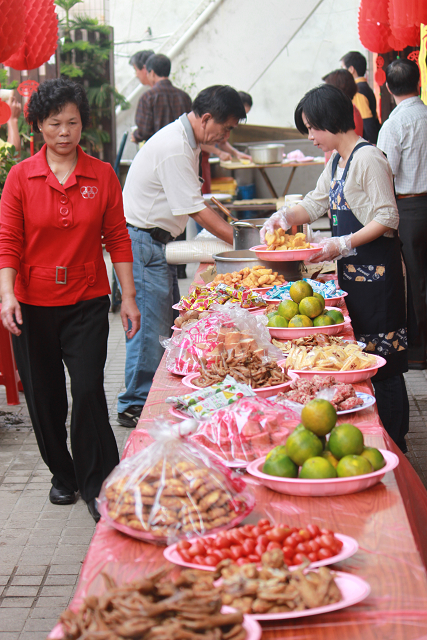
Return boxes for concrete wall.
[111,0,364,181]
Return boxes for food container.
[213,250,303,281]
[246,449,399,497]
[231,218,267,251]
[181,370,299,399]
[289,354,387,383]
[247,143,285,164]
[249,244,321,262]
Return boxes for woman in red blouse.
[0,78,140,522]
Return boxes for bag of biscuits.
[97,418,255,544]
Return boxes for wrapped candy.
[265,278,346,301]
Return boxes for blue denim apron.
[330,142,407,380]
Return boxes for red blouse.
[0,145,132,306]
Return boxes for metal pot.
[213,250,303,281]
[247,143,285,164]
[231,218,267,251]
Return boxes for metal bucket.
[231,218,267,251]
[213,250,303,281]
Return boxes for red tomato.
[307,540,320,553]
[266,541,281,551]
[214,536,232,549]
[255,544,266,558]
[307,552,318,562]
[230,545,244,560]
[205,555,218,566]
[258,519,271,528]
[178,549,192,563]
[334,537,343,551]
[282,545,294,557]
[296,542,310,554]
[320,528,334,536]
[298,528,311,541]
[177,539,191,550]
[241,524,256,537]
[318,548,333,560]
[229,530,246,544]
[193,555,206,565]
[217,548,233,560]
[319,534,336,550]
[204,547,215,557]
[256,534,269,548]
[266,527,291,543]
[289,527,298,535]
[236,557,251,566]
[285,535,299,549]
[188,541,205,557]
[248,554,261,563]
[307,524,320,538]
[242,539,256,555]
[211,550,224,561]
[293,553,308,565]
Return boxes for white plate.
[283,391,376,416]
[164,532,358,572]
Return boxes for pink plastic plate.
[181,370,299,399]
[249,244,321,262]
[247,449,399,497]
[164,532,358,572]
[246,571,370,620]
[289,355,387,383]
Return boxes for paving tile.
[34,596,70,608]
[0,597,34,608]
[22,617,59,632]
[5,586,38,597]
[19,632,51,640]
[11,576,43,587]
[0,608,28,631]
[29,606,65,619]
[0,633,21,639]
[49,565,81,575]
[44,575,77,587]
[40,585,74,597]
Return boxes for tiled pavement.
[0,259,426,639]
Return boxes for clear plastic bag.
[188,397,299,465]
[97,418,255,544]
[161,304,283,375]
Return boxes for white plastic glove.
[260,207,298,243]
[308,234,356,262]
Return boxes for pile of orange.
[267,281,344,328]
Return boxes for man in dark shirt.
[341,51,381,144]
[133,54,192,144]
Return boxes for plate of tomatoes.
[164,518,358,571]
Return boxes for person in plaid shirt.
[133,54,192,144]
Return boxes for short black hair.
[146,53,171,77]
[341,51,367,77]
[238,91,253,108]
[322,69,357,101]
[386,59,420,96]
[26,78,90,133]
[192,85,247,123]
[129,50,155,70]
[295,84,355,134]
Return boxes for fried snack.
[264,229,311,251]
[286,344,377,372]
[216,550,341,614]
[192,348,290,389]
[174,309,211,328]
[272,335,358,357]
[58,569,245,640]
[212,265,286,289]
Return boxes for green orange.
[289,281,313,304]
[336,455,374,477]
[267,315,288,328]
[313,292,325,311]
[278,300,299,321]
[263,446,299,478]
[328,423,364,459]
[298,296,323,319]
[321,450,339,468]
[288,314,313,328]
[325,309,345,324]
[285,426,323,466]
[301,399,337,436]
[360,447,385,471]
[313,314,335,327]
[299,456,338,479]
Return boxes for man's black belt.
[126,223,175,244]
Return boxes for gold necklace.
[47,153,78,186]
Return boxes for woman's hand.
[1,293,23,336]
[120,295,141,339]
[308,234,356,262]
[234,150,252,162]
[260,207,293,243]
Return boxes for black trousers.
[398,196,427,362]
[12,296,119,502]
[372,374,409,452]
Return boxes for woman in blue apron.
[261,84,408,451]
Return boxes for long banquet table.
[51,276,427,640]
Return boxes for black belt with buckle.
[126,223,175,244]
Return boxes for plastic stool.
[0,308,22,405]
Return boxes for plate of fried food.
[272,335,366,358]
[250,230,321,261]
[211,266,286,290]
[286,343,387,383]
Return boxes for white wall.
[111,0,364,161]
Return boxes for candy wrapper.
[188,397,298,465]
[264,278,346,301]
[162,304,283,375]
[97,419,255,544]
[179,283,266,312]
[166,375,256,419]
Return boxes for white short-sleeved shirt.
[123,114,206,237]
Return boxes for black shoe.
[49,485,77,506]
[87,499,100,523]
[117,405,143,428]
[408,360,427,370]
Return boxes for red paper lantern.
[389,0,427,30]
[0,0,24,62]
[3,0,58,71]
[358,0,392,53]
[375,68,387,85]
[0,100,12,125]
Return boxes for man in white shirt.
[377,59,427,370]
[117,85,246,427]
